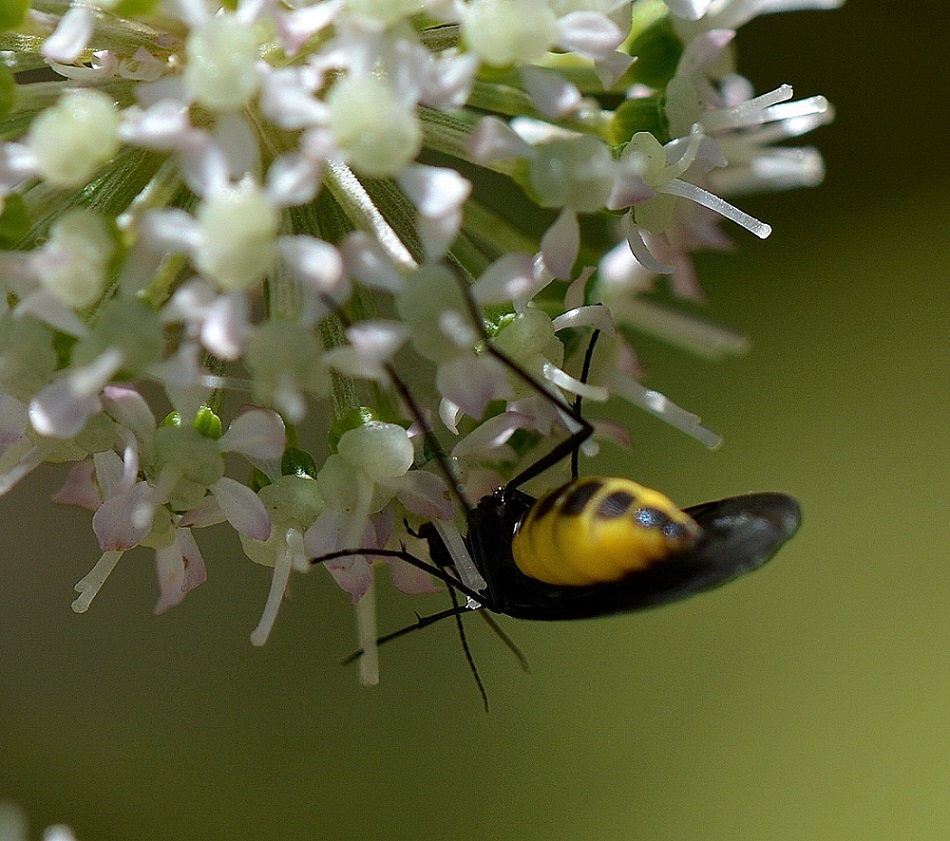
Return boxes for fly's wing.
[498,492,802,620]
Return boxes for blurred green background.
[2,2,949,840]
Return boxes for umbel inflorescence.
[0,0,836,677]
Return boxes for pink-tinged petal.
[420,53,478,109]
[279,235,348,326]
[178,527,208,592]
[383,470,454,521]
[266,152,321,207]
[149,345,215,423]
[324,556,373,603]
[178,493,227,529]
[29,379,100,440]
[324,320,408,381]
[387,557,439,595]
[153,528,207,614]
[14,289,90,337]
[452,412,532,461]
[140,208,203,253]
[591,418,632,449]
[260,68,325,128]
[472,253,538,306]
[92,481,154,551]
[664,0,714,20]
[92,450,125,499]
[417,209,462,261]
[276,2,340,56]
[521,66,581,119]
[153,542,187,615]
[202,290,249,360]
[677,28,734,80]
[341,232,403,292]
[606,170,655,211]
[438,397,462,436]
[556,12,625,59]
[541,208,580,280]
[53,461,101,510]
[178,132,230,198]
[41,5,93,62]
[594,51,636,89]
[397,164,471,219]
[435,354,507,419]
[0,141,37,188]
[102,386,156,442]
[468,117,533,164]
[210,477,271,540]
[118,100,193,149]
[219,408,286,460]
[564,266,595,311]
[622,215,676,274]
[161,278,214,325]
[304,508,345,558]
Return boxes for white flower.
[0,0,836,662]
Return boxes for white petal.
[219,408,286,460]
[278,235,346,315]
[265,152,321,207]
[260,67,326,128]
[622,215,676,274]
[417,209,462,261]
[383,470,454,521]
[556,12,625,59]
[118,101,194,149]
[521,66,582,119]
[594,51,636,89]
[41,6,93,63]
[397,164,471,218]
[435,354,507,419]
[29,351,121,439]
[341,231,403,292]
[92,481,154,551]
[540,208,580,280]
[472,253,538,305]
[467,116,534,164]
[201,291,249,360]
[664,0,714,20]
[210,476,272,541]
[420,53,478,109]
[141,208,203,253]
[452,412,531,461]
[14,289,90,337]
[102,386,157,442]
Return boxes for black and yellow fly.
[313,280,801,700]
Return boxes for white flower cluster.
[0,0,837,669]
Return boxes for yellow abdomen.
[511,478,700,586]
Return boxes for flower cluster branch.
[0,0,837,671]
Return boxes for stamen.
[72,550,123,613]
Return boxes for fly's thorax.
[511,477,701,586]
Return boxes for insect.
[313,279,802,702]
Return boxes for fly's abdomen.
[511,478,701,586]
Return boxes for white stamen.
[72,550,123,613]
